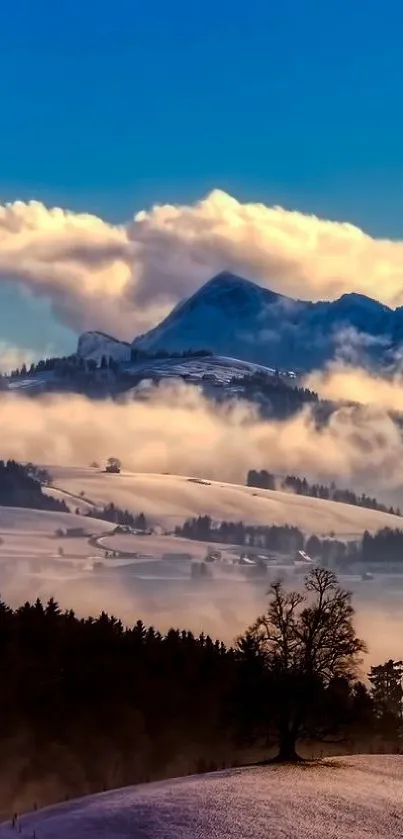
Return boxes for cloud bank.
[306,363,403,414]
[0,381,402,490]
[3,191,403,340]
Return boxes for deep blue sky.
[1,0,403,355]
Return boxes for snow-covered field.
[5,352,292,395]
[47,465,403,539]
[124,353,280,384]
[0,506,112,558]
[0,506,109,537]
[1,756,402,838]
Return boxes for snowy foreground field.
[47,466,402,538]
[1,757,402,838]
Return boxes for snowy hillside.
[2,756,402,838]
[77,331,132,363]
[127,353,278,380]
[47,466,403,538]
[131,271,400,370]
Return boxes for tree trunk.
[273,729,303,763]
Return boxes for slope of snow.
[0,507,114,566]
[122,353,281,387]
[77,331,131,363]
[1,756,402,838]
[47,466,403,539]
[0,506,110,536]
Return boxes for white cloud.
[3,190,403,340]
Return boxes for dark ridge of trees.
[0,460,68,513]
[9,349,215,378]
[0,581,399,818]
[10,355,77,377]
[175,516,304,554]
[86,503,147,531]
[246,470,400,517]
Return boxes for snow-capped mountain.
[131,272,400,370]
[77,272,403,371]
[77,331,131,364]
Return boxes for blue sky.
[1,0,403,356]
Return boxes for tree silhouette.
[238,568,366,761]
[369,659,403,738]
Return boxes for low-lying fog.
[1,363,403,672]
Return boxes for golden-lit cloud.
[3,190,403,340]
[0,381,402,489]
[306,363,403,413]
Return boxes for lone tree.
[238,568,365,762]
[105,457,121,474]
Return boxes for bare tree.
[238,568,366,761]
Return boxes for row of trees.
[246,469,400,516]
[0,570,401,817]
[175,516,403,569]
[10,355,77,378]
[86,503,147,530]
[176,516,305,554]
[9,348,215,379]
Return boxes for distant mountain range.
[78,272,403,371]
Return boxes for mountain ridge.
[118,272,401,370]
[74,272,403,370]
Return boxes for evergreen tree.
[369,659,403,735]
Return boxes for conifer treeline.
[0,594,400,817]
[246,469,400,516]
[0,460,68,513]
[175,516,403,568]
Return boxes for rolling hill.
[1,756,402,838]
[46,466,403,539]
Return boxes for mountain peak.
[335,291,391,312]
[187,272,282,311]
[202,270,259,290]
[130,271,403,370]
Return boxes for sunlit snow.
[1,757,402,838]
